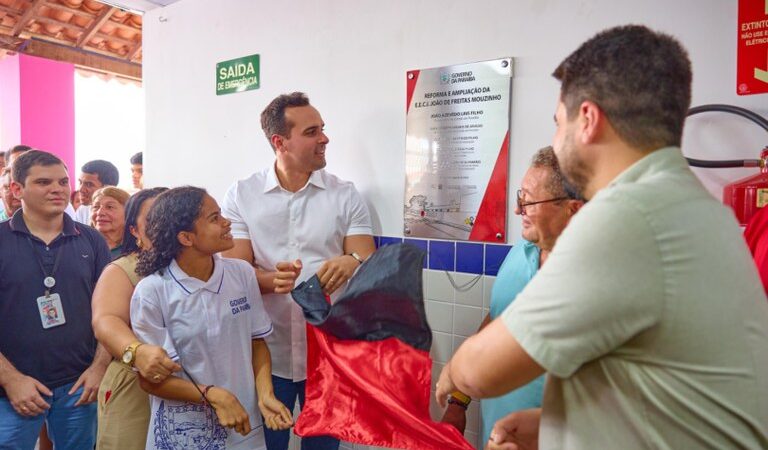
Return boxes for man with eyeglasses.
[440,146,582,443]
[437,25,768,450]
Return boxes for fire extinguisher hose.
[684,104,768,169]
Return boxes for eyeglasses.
[516,189,567,215]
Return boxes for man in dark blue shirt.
[0,150,111,449]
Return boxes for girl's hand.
[206,387,252,436]
[258,394,293,430]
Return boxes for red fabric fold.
[745,206,768,295]
[295,324,475,450]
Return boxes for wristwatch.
[347,252,364,264]
[122,341,144,367]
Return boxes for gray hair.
[530,146,581,200]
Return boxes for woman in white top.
[130,186,292,450]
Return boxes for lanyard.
[25,236,63,296]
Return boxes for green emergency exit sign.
[216,54,260,95]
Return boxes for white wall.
[142,1,768,448]
[143,0,768,240]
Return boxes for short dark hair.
[6,145,32,163]
[130,152,143,165]
[121,187,168,256]
[12,150,66,185]
[261,92,310,150]
[530,146,582,201]
[81,160,119,186]
[552,25,692,150]
[136,186,206,276]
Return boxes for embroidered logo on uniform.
[153,400,226,449]
[229,297,251,315]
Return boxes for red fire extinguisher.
[723,147,768,226]
[686,104,768,226]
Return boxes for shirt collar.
[608,146,686,187]
[264,163,326,193]
[9,210,80,238]
[168,255,225,295]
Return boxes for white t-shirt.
[73,204,91,225]
[131,256,273,450]
[221,165,372,381]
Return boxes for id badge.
[36,293,66,329]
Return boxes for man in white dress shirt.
[221,92,376,450]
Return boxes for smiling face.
[91,194,126,241]
[185,194,234,255]
[78,172,103,206]
[12,164,70,219]
[276,105,329,173]
[516,166,573,245]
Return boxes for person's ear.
[10,180,23,200]
[177,230,195,248]
[271,134,285,152]
[129,225,140,241]
[578,101,605,145]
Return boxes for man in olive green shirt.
[436,25,768,449]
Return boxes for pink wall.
[0,54,21,152]
[19,54,75,179]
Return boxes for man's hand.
[486,408,541,450]
[440,402,467,434]
[2,371,52,417]
[435,361,457,408]
[317,255,359,295]
[258,394,293,431]
[273,260,302,294]
[207,386,252,436]
[70,361,108,406]
[135,344,181,384]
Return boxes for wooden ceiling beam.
[0,37,140,79]
[76,6,116,48]
[126,42,141,61]
[11,0,46,36]
[43,2,141,33]
[42,1,92,18]
[0,5,23,16]
[32,15,85,32]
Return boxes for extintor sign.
[216,54,260,96]
[737,0,768,95]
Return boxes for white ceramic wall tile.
[482,275,496,310]
[452,335,467,354]
[425,300,453,333]
[453,272,484,307]
[431,361,444,388]
[453,305,484,337]
[466,401,481,438]
[430,331,453,363]
[426,269,456,302]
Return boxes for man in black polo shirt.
[0,150,111,449]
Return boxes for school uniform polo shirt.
[221,164,372,381]
[0,211,110,396]
[131,256,273,450]
[503,147,768,449]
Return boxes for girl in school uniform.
[130,186,292,450]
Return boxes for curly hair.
[121,187,168,256]
[136,186,206,277]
